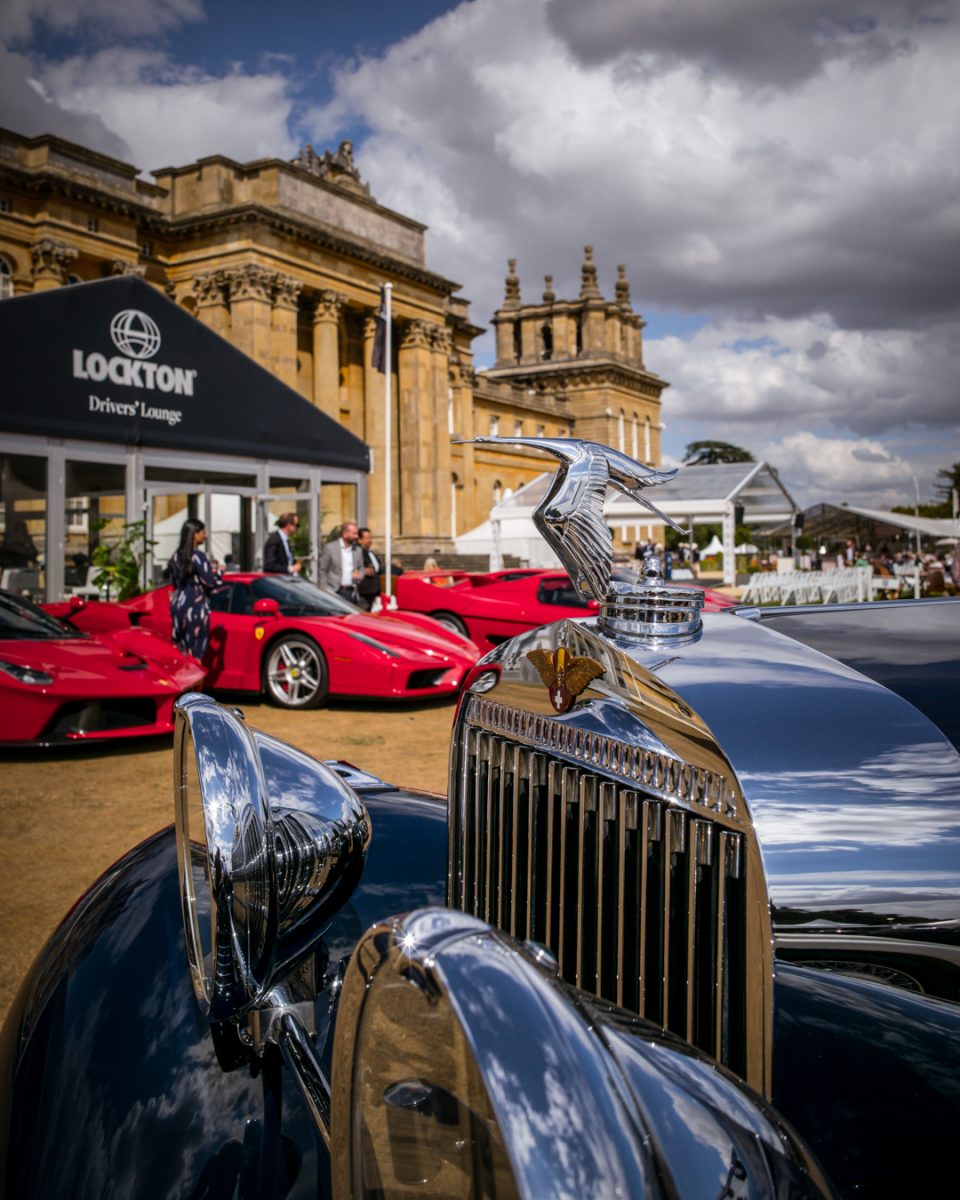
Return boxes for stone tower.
[486,247,668,465]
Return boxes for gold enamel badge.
[527,647,604,714]
[255,626,265,640]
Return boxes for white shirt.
[365,549,380,574]
[339,540,355,586]
[279,528,294,568]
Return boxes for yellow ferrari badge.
[527,647,604,714]
[255,626,265,640]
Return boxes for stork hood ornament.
[458,437,705,642]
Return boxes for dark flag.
[371,285,388,373]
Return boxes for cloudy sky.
[3,0,958,507]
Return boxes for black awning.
[0,275,369,471]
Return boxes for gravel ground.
[0,695,457,1024]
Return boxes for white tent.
[827,503,960,540]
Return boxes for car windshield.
[250,576,359,616]
[0,591,84,640]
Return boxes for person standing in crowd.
[356,527,381,611]
[318,521,363,602]
[263,512,301,574]
[169,518,222,660]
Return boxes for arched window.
[451,472,459,538]
[493,479,502,505]
[513,321,522,363]
[489,414,500,436]
[618,409,625,452]
[644,416,651,463]
[0,258,13,300]
[631,413,638,459]
[575,317,583,356]
[514,419,523,437]
[540,323,553,361]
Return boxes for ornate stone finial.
[580,244,601,299]
[542,274,556,303]
[615,263,632,310]
[503,258,521,308]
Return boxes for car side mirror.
[253,597,280,616]
[68,595,87,613]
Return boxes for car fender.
[0,788,447,1200]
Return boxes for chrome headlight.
[173,693,371,1022]
[0,659,54,686]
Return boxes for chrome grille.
[450,698,757,1084]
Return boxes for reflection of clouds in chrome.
[743,741,960,851]
[450,942,630,1198]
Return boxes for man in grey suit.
[317,521,363,602]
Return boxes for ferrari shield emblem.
[255,626,265,640]
[527,647,604,714]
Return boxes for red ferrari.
[121,573,479,709]
[0,589,205,746]
[395,568,736,654]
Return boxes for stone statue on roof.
[291,139,370,196]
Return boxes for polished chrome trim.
[465,694,740,818]
[277,1010,331,1151]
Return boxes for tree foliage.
[683,440,755,465]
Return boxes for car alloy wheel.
[430,610,470,639]
[264,634,328,709]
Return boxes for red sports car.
[0,589,206,746]
[120,573,479,709]
[395,568,736,654]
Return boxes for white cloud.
[306,0,959,500]
[758,431,916,507]
[32,49,297,168]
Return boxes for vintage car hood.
[480,609,960,933]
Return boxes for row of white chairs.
[740,567,873,606]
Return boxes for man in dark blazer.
[263,513,301,574]
[355,527,381,611]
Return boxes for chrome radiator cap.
[599,555,705,642]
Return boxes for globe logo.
[109,309,162,360]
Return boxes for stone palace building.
[0,126,668,556]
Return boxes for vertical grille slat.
[453,707,753,1085]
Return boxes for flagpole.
[383,283,393,602]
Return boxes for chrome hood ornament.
[460,437,705,641]
[463,436,686,600]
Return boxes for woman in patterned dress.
[168,519,222,660]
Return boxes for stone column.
[449,359,476,537]
[363,314,389,534]
[311,290,343,420]
[226,265,274,367]
[192,270,231,338]
[429,325,453,538]
[397,320,436,539]
[272,274,302,389]
[31,238,77,291]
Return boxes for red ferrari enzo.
[0,589,206,746]
[120,573,480,709]
[395,568,736,653]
